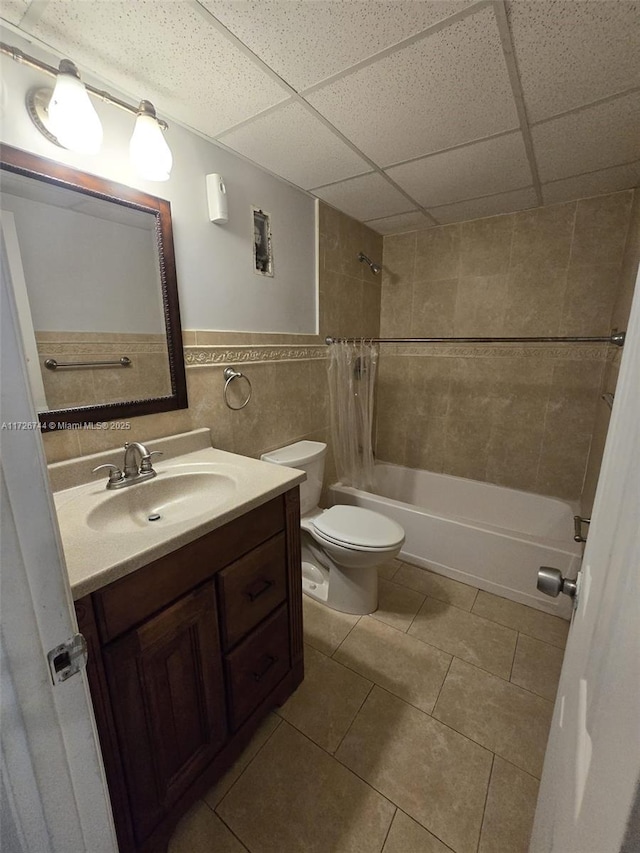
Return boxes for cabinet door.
[103,582,226,845]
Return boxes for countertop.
[50,430,305,599]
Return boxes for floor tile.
[336,686,492,853]
[203,714,281,809]
[394,564,478,611]
[433,658,553,778]
[511,634,565,701]
[277,644,372,753]
[378,557,402,581]
[169,800,248,853]
[383,810,454,853]
[478,757,539,853]
[409,598,517,679]
[373,578,425,632]
[217,721,395,853]
[302,594,359,655]
[334,616,451,714]
[472,591,570,648]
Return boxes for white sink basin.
[56,463,240,535]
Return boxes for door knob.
[537,566,577,598]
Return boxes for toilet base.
[301,538,378,615]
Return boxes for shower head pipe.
[357,252,381,275]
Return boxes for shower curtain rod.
[325,331,626,346]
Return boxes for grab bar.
[44,356,132,370]
[573,515,591,543]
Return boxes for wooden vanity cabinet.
[75,488,303,853]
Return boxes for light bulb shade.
[48,62,103,154]
[130,103,173,181]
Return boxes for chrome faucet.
[92,441,163,489]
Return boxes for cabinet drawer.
[217,533,287,650]
[225,605,290,731]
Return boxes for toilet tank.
[261,441,326,514]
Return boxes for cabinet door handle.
[252,655,278,682]
[245,578,273,602]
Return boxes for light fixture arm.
[0,41,168,130]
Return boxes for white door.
[530,267,640,852]
[0,239,117,852]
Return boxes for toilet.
[260,441,405,615]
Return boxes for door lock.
[47,633,88,684]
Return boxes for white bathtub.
[329,463,582,619]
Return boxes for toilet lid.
[312,505,405,549]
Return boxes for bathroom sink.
[56,464,239,535]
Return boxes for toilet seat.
[311,505,405,552]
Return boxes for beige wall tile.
[510,634,565,702]
[410,278,458,336]
[409,598,517,679]
[503,267,568,336]
[459,215,514,276]
[433,658,553,778]
[510,202,575,273]
[454,275,509,335]
[278,644,372,753]
[612,189,640,330]
[336,686,492,853]
[472,591,569,648]
[571,191,634,268]
[414,224,460,281]
[383,231,417,285]
[218,721,395,853]
[383,810,454,853]
[478,757,539,853]
[404,417,447,473]
[485,423,545,491]
[559,264,621,335]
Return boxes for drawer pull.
[246,578,274,602]
[253,655,278,682]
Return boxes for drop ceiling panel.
[313,173,413,222]
[202,0,471,91]
[532,91,640,183]
[24,0,290,136]
[508,1,640,123]
[542,161,640,206]
[386,132,532,208]
[0,0,29,25]
[306,5,519,166]
[365,211,434,235]
[219,102,371,189]
[429,187,537,224]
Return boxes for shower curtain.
[328,340,378,491]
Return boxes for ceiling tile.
[429,187,538,224]
[305,5,519,166]
[508,1,640,123]
[542,161,640,206]
[219,102,371,189]
[386,132,531,208]
[201,0,471,91]
[0,0,29,25]
[531,91,640,183]
[365,211,434,235]
[25,0,290,136]
[313,173,412,222]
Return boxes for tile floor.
[169,559,569,853]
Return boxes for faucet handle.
[92,464,124,485]
[140,450,163,473]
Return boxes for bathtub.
[329,463,582,619]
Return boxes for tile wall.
[378,190,637,501]
[41,204,382,507]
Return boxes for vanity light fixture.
[2,41,173,180]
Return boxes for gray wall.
[0,32,317,334]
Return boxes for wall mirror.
[0,144,187,430]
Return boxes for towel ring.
[223,367,252,410]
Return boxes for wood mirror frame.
[0,144,188,431]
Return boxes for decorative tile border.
[185,345,327,366]
[37,341,168,356]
